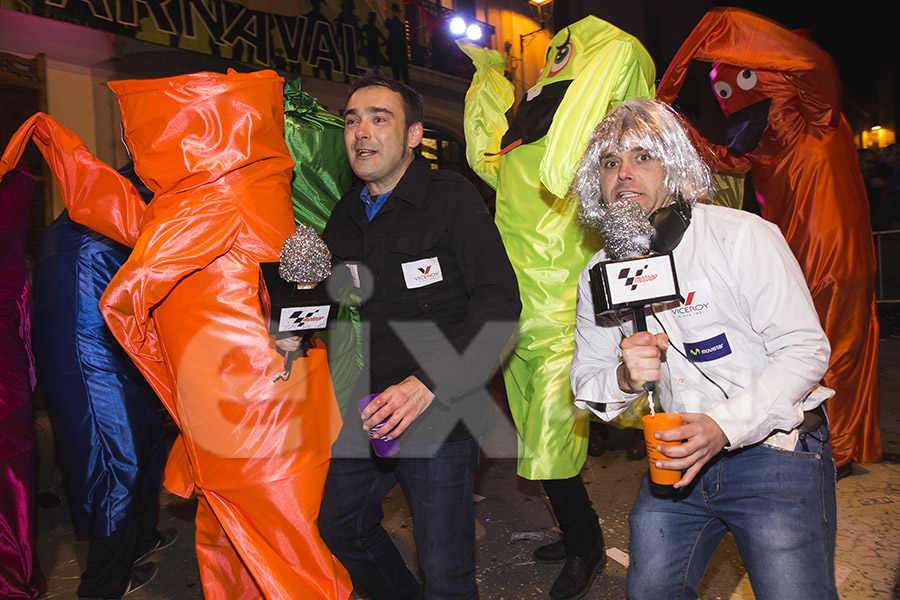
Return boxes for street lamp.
[520,0,553,56]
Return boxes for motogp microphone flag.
[589,252,682,327]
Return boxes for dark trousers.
[541,474,602,555]
[77,491,161,598]
[319,437,481,600]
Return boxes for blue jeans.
[628,420,837,600]
[319,436,481,600]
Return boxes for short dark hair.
[348,68,424,130]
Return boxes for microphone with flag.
[259,224,339,380]
[589,200,682,391]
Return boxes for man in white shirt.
[570,98,839,599]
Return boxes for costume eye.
[548,43,572,76]
[736,69,757,90]
[713,81,732,99]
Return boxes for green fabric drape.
[282,80,361,413]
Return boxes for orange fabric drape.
[0,70,351,599]
[658,8,880,465]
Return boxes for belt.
[798,404,827,435]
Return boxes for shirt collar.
[389,158,430,208]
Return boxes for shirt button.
[422,303,431,313]
[678,378,685,384]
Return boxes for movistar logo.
[683,333,731,363]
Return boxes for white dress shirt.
[571,204,833,449]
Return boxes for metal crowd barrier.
[874,228,900,304]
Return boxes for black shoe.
[548,541,607,600]
[587,430,605,457]
[532,538,566,563]
[588,423,607,457]
[134,528,178,565]
[626,429,647,461]
[123,562,159,596]
[836,462,853,481]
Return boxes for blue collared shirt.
[361,186,393,221]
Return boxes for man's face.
[344,85,422,195]
[598,146,670,215]
[883,146,900,169]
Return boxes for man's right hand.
[275,335,302,354]
[618,331,669,392]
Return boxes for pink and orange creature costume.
[657,7,880,466]
[0,70,351,599]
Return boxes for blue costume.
[32,165,166,598]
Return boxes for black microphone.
[259,225,339,380]
[589,200,683,393]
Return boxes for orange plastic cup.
[641,413,683,486]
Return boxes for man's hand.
[654,413,727,488]
[618,332,669,392]
[360,376,435,440]
[275,335,302,353]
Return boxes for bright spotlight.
[465,23,483,41]
[449,17,466,35]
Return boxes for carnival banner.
[1,0,408,80]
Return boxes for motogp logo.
[289,310,325,328]
[278,305,331,332]
[618,265,658,291]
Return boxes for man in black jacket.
[317,70,521,600]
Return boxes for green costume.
[459,17,655,479]
[283,79,351,234]
[282,80,361,412]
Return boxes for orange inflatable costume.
[657,8,880,466]
[0,70,351,599]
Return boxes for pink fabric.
[0,165,45,599]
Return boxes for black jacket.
[322,158,521,449]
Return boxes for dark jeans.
[628,419,838,599]
[319,437,481,600]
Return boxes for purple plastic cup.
[357,394,400,457]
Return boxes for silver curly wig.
[573,98,713,224]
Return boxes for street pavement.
[34,340,900,599]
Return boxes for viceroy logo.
[673,289,709,316]
[617,265,658,291]
[414,268,440,283]
[683,333,731,363]
[402,257,443,289]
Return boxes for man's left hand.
[654,413,727,488]
[360,376,435,440]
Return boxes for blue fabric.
[319,436,480,600]
[360,186,392,221]
[627,421,838,600]
[32,210,165,537]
